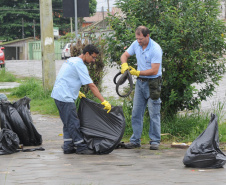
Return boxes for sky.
[96,0,117,12]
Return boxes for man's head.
[135,26,150,47]
[83,44,99,63]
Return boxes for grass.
[0,68,17,82]
[1,70,226,143]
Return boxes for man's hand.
[121,63,129,74]
[78,91,86,99]
[129,66,140,77]
[101,100,111,113]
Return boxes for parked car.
[0,47,5,68]
[61,43,73,59]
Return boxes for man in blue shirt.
[51,44,111,155]
[120,26,163,150]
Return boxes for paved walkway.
[0,82,20,89]
[0,113,225,185]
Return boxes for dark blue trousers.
[54,99,87,152]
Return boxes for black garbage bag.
[13,97,42,146]
[1,101,30,146]
[0,128,20,155]
[183,113,226,168]
[0,103,13,130]
[78,98,126,154]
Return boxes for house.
[1,37,34,60]
[83,11,109,28]
[83,7,124,28]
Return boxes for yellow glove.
[78,91,86,99]
[129,66,140,77]
[121,63,129,74]
[101,100,111,113]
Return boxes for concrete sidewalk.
[0,113,226,185]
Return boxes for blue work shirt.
[51,57,93,102]
[126,38,163,78]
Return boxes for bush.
[106,0,226,117]
[69,35,105,99]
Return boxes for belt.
[137,76,161,82]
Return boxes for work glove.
[121,63,129,74]
[101,100,111,113]
[129,66,140,77]
[78,91,86,99]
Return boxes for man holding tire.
[120,26,163,150]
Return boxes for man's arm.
[88,83,105,102]
[88,83,111,113]
[139,63,160,76]
[120,51,130,64]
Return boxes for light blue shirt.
[51,57,93,102]
[126,38,163,78]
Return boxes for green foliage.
[121,94,226,143]
[106,0,226,116]
[0,68,16,82]
[0,0,97,41]
[10,78,50,100]
[9,77,58,115]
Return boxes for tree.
[0,0,97,41]
[0,0,40,41]
[106,0,226,116]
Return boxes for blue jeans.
[54,99,87,152]
[130,79,161,145]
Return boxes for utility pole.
[102,6,105,28]
[22,18,24,39]
[107,0,110,13]
[33,19,36,41]
[70,17,73,33]
[39,0,56,91]
[74,0,78,40]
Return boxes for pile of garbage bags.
[0,96,42,150]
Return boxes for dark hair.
[83,44,99,55]
[135,26,150,37]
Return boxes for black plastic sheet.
[0,128,20,155]
[0,104,12,130]
[13,97,42,146]
[183,114,226,168]
[1,101,30,145]
[0,97,42,146]
[78,98,125,154]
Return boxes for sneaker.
[76,149,95,155]
[124,142,141,149]
[150,144,159,150]
[61,144,76,154]
[64,148,76,154]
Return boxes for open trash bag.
[183,114,226,168]
[78,98,125,154]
